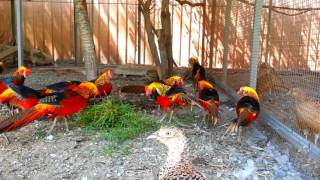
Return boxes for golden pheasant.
[224,86,260,141]
[2,82,99,135]
[197,80,220,125]
[147,127,206,180]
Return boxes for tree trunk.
[74,0,98,80]
[139,0,165,80]
[139,0,174,80]
[159,0,173,76]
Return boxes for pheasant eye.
[166,131,171,136]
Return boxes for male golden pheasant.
[0,66,30,95]
[145,82,190,122]
[38,70,112,98]
[197,80,220,125]
[0,66,31,111]
[187,56,206,91]
[2,82,99,135]
[224,86,260,141]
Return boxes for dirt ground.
[0,66,319,179]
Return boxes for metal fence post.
[15,0,23,67]
[222,0,232,83]
[201,0,206,66]
[249,0,263,89]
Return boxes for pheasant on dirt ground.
[223,86,260,142]
[147,127,207,180]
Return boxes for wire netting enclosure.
[0,0,320,177]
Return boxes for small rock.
[143,147,153,152]
[50,154,57,158]
[80,176,89,180]
[46,135,53,141]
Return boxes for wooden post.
[10,0,16,45]
[73,0,78,64]
[209,0,216,69]
[179,5,183,65]
[201,0,206,66]
[222,0,232,83]
[249,0,263,89]
[137,3,141,64]
[188,7,193,59]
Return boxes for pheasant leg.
[1,134,9,145]
[63,117,70,132]
[47,118,58,136]
[168,110,174,123]
[315,134,319,145]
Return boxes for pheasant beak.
[145,87,152,95]
[107,70,113,78]
[147,132,159,139]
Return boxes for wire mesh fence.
[255,0,320,150]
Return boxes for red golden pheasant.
[197,80,220,125]
[145,82,191,122]
[0,66,31,112]
[92,70,113,97]
[224,86,260,141]
[38,70,112,98]
[2,81,99,135]
[2,70,112,114]
[187,56,206,91]
[119,75,183,95]
[162,76,184,88]
[0,66,31,96]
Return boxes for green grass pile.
[74,100,159,155]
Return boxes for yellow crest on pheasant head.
[17,66,31,78]
[197,80,214,90]
[188,56,199,67]
[145,82,170,96]
[73,81,99,98]
[238,86,259,101]
[95,70,112,86]
[164,76,184,87]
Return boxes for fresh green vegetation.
[74,100,160,156]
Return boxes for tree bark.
[139,0,174,79]
[74,0,98,80]
[139,0,165,80]
[159,0,173,76]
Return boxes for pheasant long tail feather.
[1,108,47,132]
[181,94,203,110]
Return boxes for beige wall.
[0,0,319,71]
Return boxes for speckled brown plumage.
[289,88,320,145]
[147,127,207,180]
[159,164,206,180]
